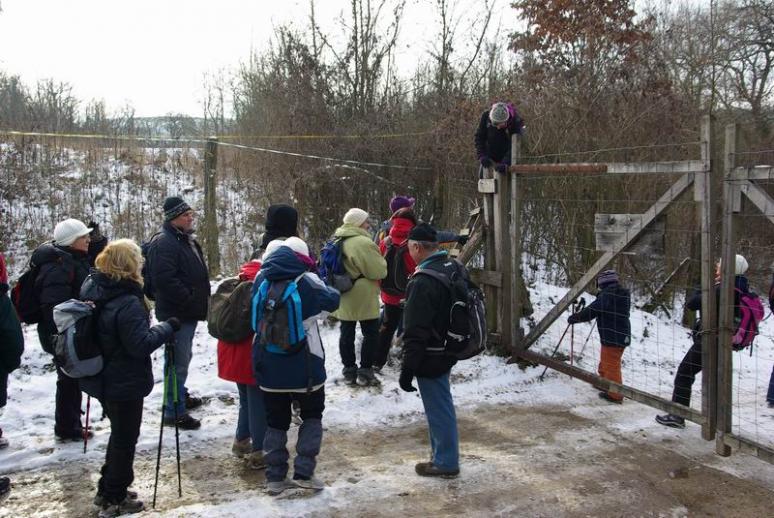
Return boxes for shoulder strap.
[414,268,452,291]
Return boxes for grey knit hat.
[489,102,509,125]
[597,270,619,287]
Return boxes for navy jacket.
[687,275,747,324]
[569,283,631,348]
[474,108,524,164]
[79,272,174,401]
[251,247,340,392]
[402,251,458,378]
[0,285,24,375]
[32,244,91,354]
[146,222,210,321]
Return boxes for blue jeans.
[767,365,774,404]
[164,321,197,415]
[417,371,459,470]
[236,383,267,451]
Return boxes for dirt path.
[2,404,773,517]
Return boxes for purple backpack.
[733,288,764,353]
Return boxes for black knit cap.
[163,196,192,222]
[259,204,299,250]
[408,222,438,242]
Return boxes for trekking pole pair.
[153,341,183,509]
[538,298,585,381]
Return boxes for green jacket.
[332,224,387,321]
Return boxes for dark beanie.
[597,269,619,287]
[163,196,192,222]
[260,204,299,250]
[408,222,438,242]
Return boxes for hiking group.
[2,101,773,516]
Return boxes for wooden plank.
[606,160,705,175]
[740,181,774,225]
[494,168,512,350]
[470,269,503,288]
[516,349,706,424]
[509,163,607,174]
[478,178,497,194]
[522,172,695,350]
[716,123,738,457]
[457,223,483,266]
[594,214,666,254]
[481,166,498,332]
[511,133,524,350]
[699,115,717,441]
[731,166,774,181]
[724,433,774,465]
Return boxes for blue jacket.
[146,222,210,321]
[252,247,340,392]
[569,282,631,348]
[79,272,174,401]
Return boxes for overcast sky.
[0,0,512,117]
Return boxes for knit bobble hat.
[262,239,286,261]
[389,196,415,214]
[489,102,509,125]
[735,254,748,275]
[163,196,192,222]
[284,236,310,257]
[53,218,91,247]
[597,269,619,287]
[343,208,369,226]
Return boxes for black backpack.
[381,237,410,297]
[12,264,44,324]
[140,232,162,300]
[415,262,487,360]
[207,277,254,342]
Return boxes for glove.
[456,234,469,246]
[166,317,181,332]
[479,156,493,169]
[495,163,508,174]
[399,369,417,392]
[567,314,578,325]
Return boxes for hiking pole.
[169,343,182,498]
[538,298,585,381]
[576,324,596,363]
[569,298,586,367]
[153,346,170,509]
[83,395,91,454]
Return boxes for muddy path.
[2,404,773,517]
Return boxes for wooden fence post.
[699,116,718,441]
[479,167,499,333]
[716,123,738,457]
[203,136,220,277]
[494,167,512,351]
[511,134,523,352]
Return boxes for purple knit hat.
[597,270,619,287]
[389,195,415,214]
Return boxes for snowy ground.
[1,282,773,516]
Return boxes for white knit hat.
[262,239,287,261]
[343,208,369,226]
[53,218,91,246]
[284,236,310,257]
[735,254,748,275]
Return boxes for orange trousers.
[598,345,624,401]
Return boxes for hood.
[259,246,307,281]
[80,270,143,303]
[239,260,261,281]
[389,216,415,245]
[334,224,371,239]
[31,243,70,267]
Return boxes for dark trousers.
[672,340,703,408]
[374,304,403,369]
[98,398,144,503]
[55,365,83,436]
[767,365,774,404]
[339,319,379,369]
[0,371,7,408]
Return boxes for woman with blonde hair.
[79,239,181,517]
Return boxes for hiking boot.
[185,394,204,410]
[232,437,252,457]
[357,368,381,387]
[94,490,138,507]
[598,392,623,405]
[342,366,358,385]
[655,414,685,429]
[55,429,93,442]
[0,477,10,498]
[293,476,325,490]
[768,401,774,409]
[414,462,459,478]
[266,479,296,496]
[98,496,145,517]
[246,451,266,470]
[163,413,201,430]
[0,437,8,450]
[372,365,384,374]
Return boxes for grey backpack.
[52,299,104,378]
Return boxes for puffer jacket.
[32,243,91,354]
[146,222,210,322]
[569,282,631,348]
[331,224,386,321]
[252,247,340,392]
[217,260,261,385]
[0,254,23,375]
[79,272,174,401]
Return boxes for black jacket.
[474,109,524,164]
[146,222,210,321]
[0,285,24,375]
[687,275,747,330]
[569,283,631,348]
[79,272,174,401]
[32,244,91,354]
[402,252,458,378]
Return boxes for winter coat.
[569,283,631,348]
[402,251,458,378]
[379,215,417,306]
[331,224,387,321]
[217,260,261,385]
[687,275,748,331]
[0,288,24,376]
[79,272,175,402]
[32,243,91,354]
[474,104,524,165]
[146,221,210,322]
[252,246,340,392]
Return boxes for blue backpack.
[252,274,307,355]
[318,236,358,293]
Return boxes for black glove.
[495,163,508,174]
[456,234,469,246]
[479,156,493,169]
[166,317,181,332]
[567,314,578,325]
[399,369,417,392]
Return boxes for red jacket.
[379,215,417,306]
[217,260,261,385]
